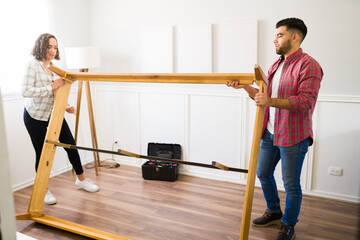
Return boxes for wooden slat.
[254,64,269,86]
[85,80,101,170]
[49,65,255,85]
[32,215,130,240]
[49,64,67,78]
[74,80,83,144]
[27,81,72,213]
[15,213,31,220]
[240,74,266,240]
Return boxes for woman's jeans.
[257,129,309,226]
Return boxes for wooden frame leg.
[74,80,83,144]
[27,82,72,214]
[239,82,265,240]
[76,68,100,176]
[20,80,129,240]
[85,80,100,175]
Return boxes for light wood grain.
[240,81,265,240]
[49,65,255,84]
[32,215,129,240]
[27,81,72,214]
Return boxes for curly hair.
[31,33,60,61]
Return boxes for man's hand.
[255,87,293,110]
[226,80,258,99]
[226,80,246,89]
[254,86,271,107]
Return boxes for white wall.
[51,0,91,68]
[86,0,360,202]
[88,0,360,96]
[2,0,359,203]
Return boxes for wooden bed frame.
[16,65,267,240]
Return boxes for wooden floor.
[14,164,359,240]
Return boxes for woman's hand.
[66,105,76,114]
[51,78,65,90]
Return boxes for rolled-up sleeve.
[288,60,323,111]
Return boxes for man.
[227,18,323,240]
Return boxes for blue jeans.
[257,129,309,226]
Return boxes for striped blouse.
[22,58,58,121]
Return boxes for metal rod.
[45,140,248,173]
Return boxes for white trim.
[136,91,141,155]
[318,94,360,103]
[180,169,246,185]
[304,145,314,191]
[4,89,360,103]
[239,97,247,181]
[303,189,360,204]
[11,157,93,192]
[183,94,190,173]
[1,92,22,101]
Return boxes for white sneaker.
[44,189,57,205]
[75,178,99,192]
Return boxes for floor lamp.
[65,47,101,175]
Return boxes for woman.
[22,33,99,205]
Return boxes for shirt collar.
[274,48,303,66]
[284,48,303,64]
[35,58,52,67]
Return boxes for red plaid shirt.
[262,48,323,147]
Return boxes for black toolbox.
[142,142,181,181]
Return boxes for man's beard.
[276,39,292,55]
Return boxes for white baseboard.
[12,157,94,192]
[302,189,360,204]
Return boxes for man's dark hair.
[276,18,307,43]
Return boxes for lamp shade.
[65,46,100,69]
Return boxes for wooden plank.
[74,80,83,143]
[239,81,265,240]
[85,80,101,170]
[16,213,31,220]
[32,215,130,240]
[49,65,255,85]
[27,81,72,214]
[254,64,269,85]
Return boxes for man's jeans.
[257,129,309,226]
